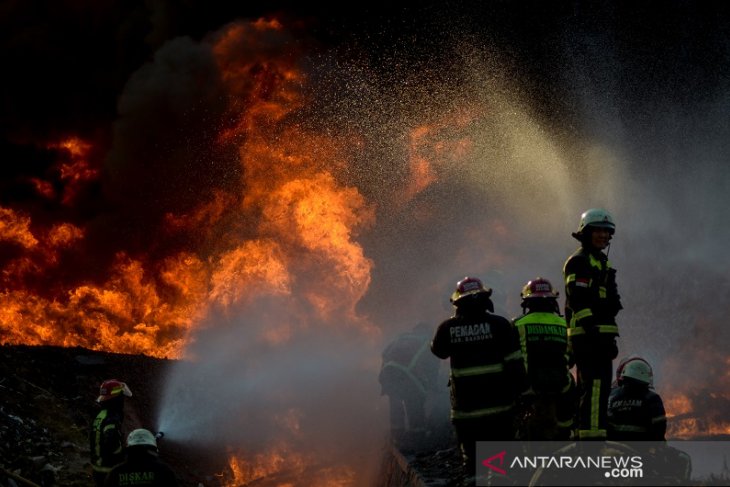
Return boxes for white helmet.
[576,208,616,235]
[127,428,157,448]
[620,359,653,386]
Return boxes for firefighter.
[89,379,133,486]
[563,208,622,440]
[607,357,666,441]
[103,429,179,486]
[379,322,440,449]
[512,277,576,440]
[431,276,527,467]
[607,358,693,482]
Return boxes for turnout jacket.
[607,383,667,441]
[431,308,527,419]
[512,311,571,393]
[563,246,622,338]
[90,406,125,474]
[103,448,179,487]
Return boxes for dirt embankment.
[0,345,229,487]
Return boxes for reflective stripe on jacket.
[563,247,621,336]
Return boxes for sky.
[3,0,730,483]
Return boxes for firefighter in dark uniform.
[608,357,693,482]
[104,429,179,487]
[379,322,440,447]
[431,276,527,466]
[607,357,666,441]
[512,277,576,440]
[90,379,133,486]
[563,208,622,440]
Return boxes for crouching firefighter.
[104,429,179,486]
[431,276,527,467]
[608,357,692,483]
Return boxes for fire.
[0,207,38,249]
[0,18,377,359]
[48,136,100,205]
[224,444,355,487]
[663,348,730,438]
[665,391,730,439]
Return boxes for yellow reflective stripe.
[588,254,605,270]
[599,286,607,298]
[516,324,528,372]
[574,308,592,320]
[556,418,574,428]
[91,465,114,473]
[561,379,573,393]
[567,325,619,336]
[570,308,592,328]
[451,403,513,420]
[516,312,567,327]
[578,429,607,439]
[504,350,523,362]
[651,415,667,424]
[565,273,576,284]
[590,379,601,431]
[451,363,504,377]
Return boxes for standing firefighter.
[512,277,576,440]
[379,322,440,448]
[431,276,527,466]
[90,379,132,486]
[563,208,622,440]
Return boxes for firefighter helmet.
[520,277,559,300]
[619,358,653,386]
[97,379,133,403]
[450,276,492,304]
[576,208,615,235]
[127,428,157,448]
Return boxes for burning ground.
[2,2,730,486]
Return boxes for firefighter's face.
[590,227,612,249]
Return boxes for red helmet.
[97,379,133,403]
[450,276,492,304]
[520,277,559,300]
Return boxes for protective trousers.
[574,352,613,440]
[452,411,516,466]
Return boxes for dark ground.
[0,344,476,487]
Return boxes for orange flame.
[1,18,377,358]
[224,444,355,487]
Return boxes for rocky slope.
[0,345,230,487]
